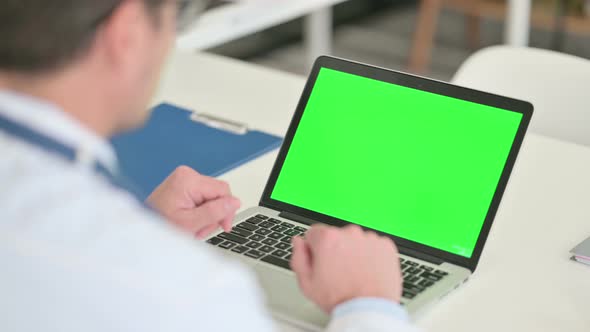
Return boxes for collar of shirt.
[0,90,117,174]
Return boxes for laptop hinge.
[398,245,444,265]
[279,211,323,226]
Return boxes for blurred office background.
[195,0,590,81]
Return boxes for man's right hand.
[290,224,403,313]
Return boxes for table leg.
[304,7,333,70]
[408,0,442,74]
[505,0,532,46]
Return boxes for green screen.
[270,68,523,258]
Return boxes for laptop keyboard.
[399,258,448,299]
[207,214,304,270]
[206,214,448,300]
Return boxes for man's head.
[0,0,204,135]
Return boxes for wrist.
[333,290,400,311]
[332,297,409,321]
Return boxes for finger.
[344,224,363,235]
[290,236,313,295]
[195,223,220,239]
[303,224,331,248]
[383,236,400,254]
[188,196,240,232]
[196,215,234,239]
[220,215,233,233]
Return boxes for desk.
[177,0,347,69]
[181,0,533,60]
[156,50,590,332]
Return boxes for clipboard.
[111,103,283,200]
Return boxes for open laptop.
[206,56,533,329]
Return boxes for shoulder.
[0,133,260,300]
[0,130,275,330]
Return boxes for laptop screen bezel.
[259,56,533,272]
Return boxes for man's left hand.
[147,166,241,239]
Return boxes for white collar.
[0,90,117,173]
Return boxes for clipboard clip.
[190,112,248,135]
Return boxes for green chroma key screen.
[270,67,523,258]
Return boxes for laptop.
[206,56,533,329]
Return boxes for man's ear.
[95,0,149,74]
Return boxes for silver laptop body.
[206,56,533,329]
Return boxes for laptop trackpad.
[252,264,330,328]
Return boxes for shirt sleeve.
[326,298,421,332]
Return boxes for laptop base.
[208,206,471,328]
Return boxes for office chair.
[452,46,590,146]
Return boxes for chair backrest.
[452,46,590,146]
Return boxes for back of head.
[0,0,207,136]
[0,0,122,74]
[0,0,182,136]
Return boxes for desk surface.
[156,51,590,332]
[177,0,346,50]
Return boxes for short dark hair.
[0,0,164,73]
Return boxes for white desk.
[177,0,347,68]
[180,0,531,69]
[156,50,590,332]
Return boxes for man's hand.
[147,166,241,238]
[291,224,403,313]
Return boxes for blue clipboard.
[111,103,283,200]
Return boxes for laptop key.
[219,241,236,250]
[406,267,421,274]
[249,234,265,242]
[231,245,249,254]
[246,217,263,225]
[280,235,293,243]
[230,228,252,238]
[268,232,284,240]
[255,214,269,220]
[218,232,249,245]
[403,282,425,294]
[420,265,433,272]
[245,250,265,259]
[207,237,224,245]
[259,221,275,229]
[246,241,262,249]
[261,255,291,270]
[402,291,416,299]
[275,242,290,250]
[261,238,278,245]
[255,228,272,236]
[237,222,258,232]
[434,270,449,276]
[294,226,307,232]
[407,261,419,267]
[283,229,300,237]
[420,272,443,282]
[260,245,275,253]
[418,280,435,288]
[272,249,288,258]
[280,222,294,228]
[271,225,289,233]
[268,218,282,224]
[285,254,292,260]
